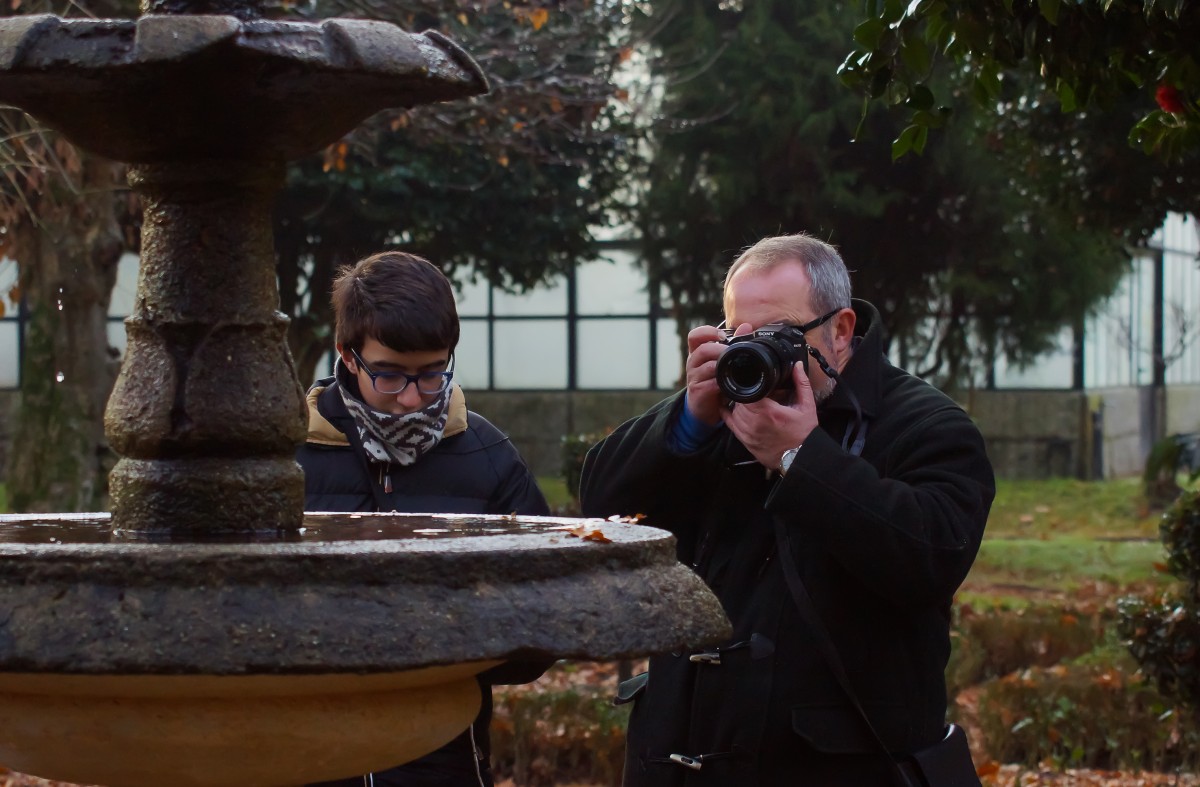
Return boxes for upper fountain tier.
[0,11,488,163]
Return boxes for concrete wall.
[465,389,670,478]
[961,389,1089,480]
[1167,384,1200,435]
[1092,387,1148,480]
[0,383,1196,485]
[470,382,1200,480]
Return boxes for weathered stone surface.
[0,14,57,70]
[0,514,732,673]
[133,14,242,63]
[0,16,488,163]
[108,457,305,533]
[142,0,264,18]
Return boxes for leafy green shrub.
[976,660,1200,771]
[946,602,1108,696]
[1119,489,1200,718]
[491,685,629,787]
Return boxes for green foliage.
[273,0,637,381]
[1161,490,1200,595]
[976,661,1200,771]
[1144,435,1200,508]
[1119,490,1200,721]
[1120,594,1200,717]
[635,0,1129,387]
[561,431,606,506]
[842,0,1200,169]
[0,483,7,513]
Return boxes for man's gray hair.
[724,233,852,317]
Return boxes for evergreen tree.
[636,0,1129,386]
[275,0,636,383]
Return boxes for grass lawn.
[965,477,1185,602]
[967,536,1167,590]
[986,477,1161,539]
[537,471,1184,600]
[537,476,574,512]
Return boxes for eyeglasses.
[349,349,454,395]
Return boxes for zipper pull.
[382,464,392,494]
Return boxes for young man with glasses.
[298,251,549,787]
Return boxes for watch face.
[781,447,800,474]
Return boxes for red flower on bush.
[1156,83,1186,114]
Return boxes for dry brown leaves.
[0,768,97,787]
[981,765,1200,786]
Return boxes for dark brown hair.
[331,252,460,354]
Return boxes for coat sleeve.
[579,392,724,536]
[766,404,993,607]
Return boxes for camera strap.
[774,510,926,786]
[841,419,868,456]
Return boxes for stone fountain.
[0,4,729,786]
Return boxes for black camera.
[715,323,811,403]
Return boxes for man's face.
[724,260,843,402]
[338,336,452,415]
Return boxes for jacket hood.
[306,381,469,447]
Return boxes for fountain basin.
[0,513,731,785]
[0,665,491,787]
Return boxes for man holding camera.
[580,233,994,785]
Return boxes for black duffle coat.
[297,378,549,787]
[579,299,994,786]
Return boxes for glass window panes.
[312,349,336,386]
[108,253,140,317]
[452,272,490,318]
[657,318,684,390]
[0,322,17,387]
[0,258,18,317]
[577,319,649,389]
[106,321,127,361]
[995,327,1073,388]
[455,319,489,389]
[577,251,648,315]
[493,320,567,389]
[1163,248,1200,385]
[492,278,568,316]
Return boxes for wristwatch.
[779,444,802,475]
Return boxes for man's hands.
[724,361,818,471]
[685,323,818,470]
[684,324,733,427]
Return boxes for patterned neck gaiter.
[336,360,451,467]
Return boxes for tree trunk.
[5,157,123,512]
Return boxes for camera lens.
[716,343,781,403]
